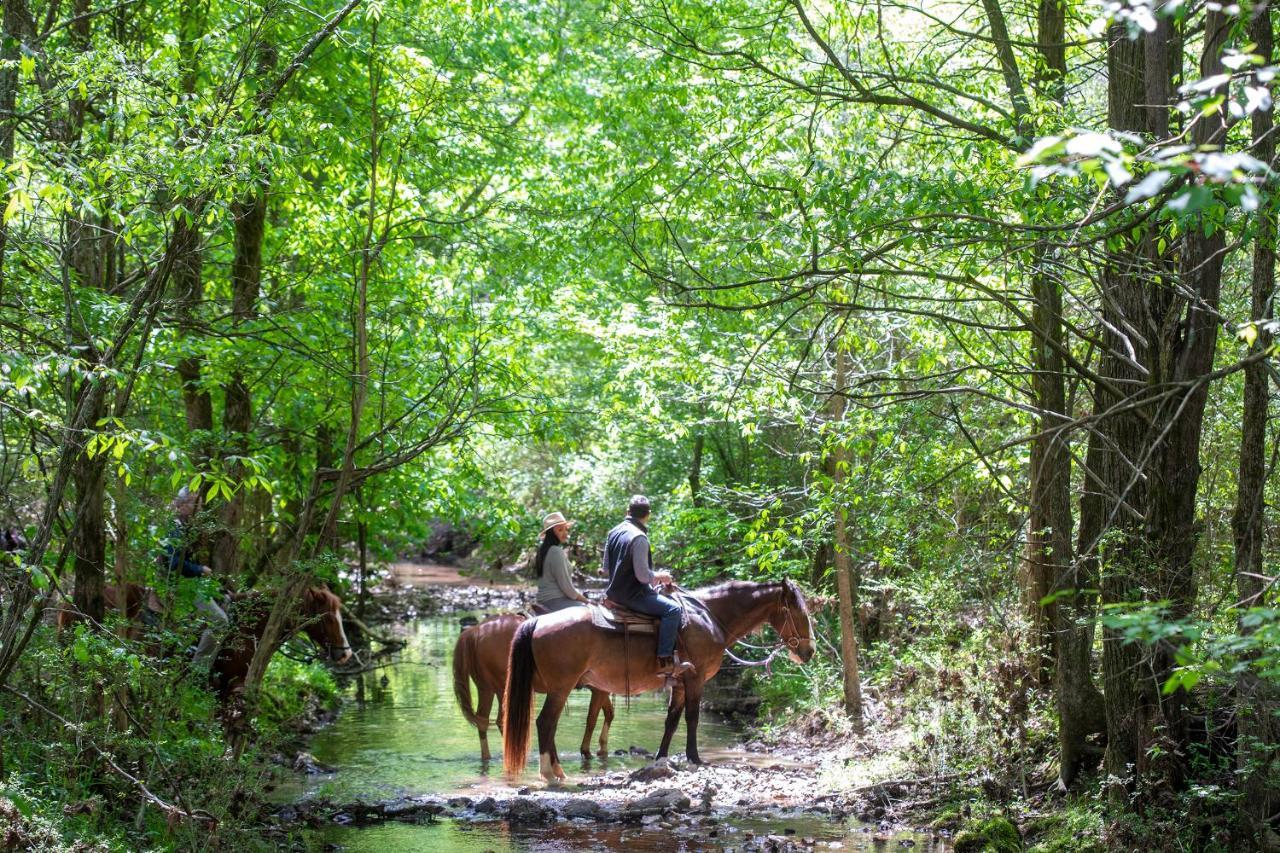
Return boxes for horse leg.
[495,695,504,735]
[476,685,495,764]
[683,678,705,765]
[598,693,615,757]
[535,688,571,782]
[656,685,686,759]
[581,689,602,757]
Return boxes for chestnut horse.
[56,583,164,640]
[211,585,352,701]
[453,614,615,762]
[502,579,815,780]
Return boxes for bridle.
[721,582,810,672]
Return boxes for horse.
[452,613,615,763]
[502,579,815,781]
[55,582,164,640]
[211,585,352,701]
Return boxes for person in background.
[535,511,589,612]
[602,495,694,677]
[161,487,228,668]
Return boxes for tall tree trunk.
[1099,14,1228,801]
[237,24,378,742]
[1233,8,1279,840]
[211,184,265,574]
[829,345,863,727]
[212,35,276,575]
[689,432,704,507]
[1098,21,1158,802]
[0,0,33,298]
[174,0,211,434]
[1033,245,1105,787]
[65,0,108,627]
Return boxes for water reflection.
[283,617,943,852]
[278,616,738,803]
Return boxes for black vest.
[604,518,651,602]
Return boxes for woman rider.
[535,512,589,612]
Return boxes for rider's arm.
[630,536,656,584]
[162,526,207,578]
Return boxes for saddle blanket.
[587,596,696,634]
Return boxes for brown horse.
[502,579,815,780]
[211,585,352,701]
[55,583,164,640]
[453,614,615,762]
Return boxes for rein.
[712,585,808,676]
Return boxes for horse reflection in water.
[503,579,815,781]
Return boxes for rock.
[561,798,604,820]
[382,797,446,820]
[505,797,555,824]
[641,814,662,825]
[292,752,336,774]
[630,759,676,782]
[448,796,472,808]
[624,787,691,817]
[473,797,498,814]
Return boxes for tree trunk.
[689,432,704,507]
[1099,14,1228,801]
[64,0,108,627]
[829,345,863,727]
[1233,8,1279,839]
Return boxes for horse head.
[769,579,815,664]
[300,586,353,665]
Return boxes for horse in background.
[55,583,163,641]
[212,585,352,701]
[453,613,614,763]
[502,579,815,781]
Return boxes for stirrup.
[657,655,696,679]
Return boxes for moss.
[1024,807,1105,853]
[954,816,1023,853]
[929,804,966,831]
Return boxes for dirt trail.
[384,560,521,587]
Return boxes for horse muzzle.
[790,642,815,664]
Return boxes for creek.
[277,615,942,851]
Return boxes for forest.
[0,0,1277,850]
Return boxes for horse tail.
[502,618,538,776]
[452,628,484,730]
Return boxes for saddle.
[590,600,658,634]
[589,597,695,634]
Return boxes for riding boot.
[657,655,695,678]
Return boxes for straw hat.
[541,512,574,535]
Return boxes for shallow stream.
[279,616,942,851]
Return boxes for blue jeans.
[619,591,682,657]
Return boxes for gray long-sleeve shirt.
[537,546,582,603]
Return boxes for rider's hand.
[654,570,673,585]
[201,565,212,577]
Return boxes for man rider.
[161,487,228,669]
[602,495,695,678]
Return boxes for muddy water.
[282,617,940,851]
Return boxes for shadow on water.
[280,616,942,851]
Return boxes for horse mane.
[692,578,809,617]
